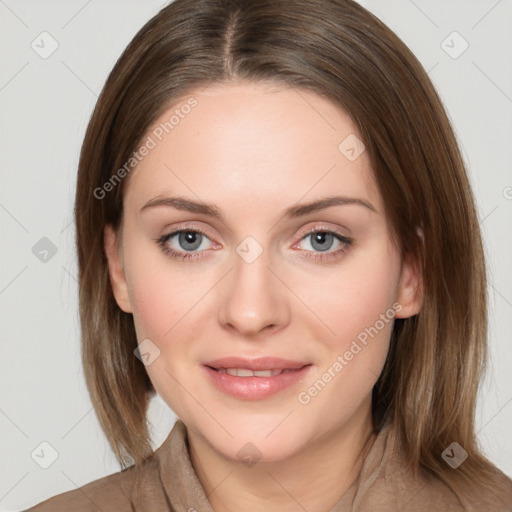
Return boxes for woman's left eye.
[294,228,352,262]
[154,227,352,262]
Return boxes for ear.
[104,223,133,313]
[394,246,423,319]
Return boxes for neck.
[187,399,377,512]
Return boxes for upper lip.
[204,357,310,371]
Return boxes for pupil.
[312,232,333,252]
[179,231,202,251]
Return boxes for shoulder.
[365,460,512,511]
[23,420,189,511]
[360,422,512,511]
[23,461,146,512]
[407,466,512,511]
[379,431,512,511]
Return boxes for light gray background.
[1,1,511,510]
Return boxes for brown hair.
[74,0,510,503]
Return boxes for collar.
[156,418,395,512]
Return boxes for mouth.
[202,356,312,400]
[208,367,301,377]
[203,356,310,372]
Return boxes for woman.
[25,0,512,510]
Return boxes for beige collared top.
[24,419,512,511]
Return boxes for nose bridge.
[217,235,287,335]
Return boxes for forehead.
[124,81,382,219]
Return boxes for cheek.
[294,249,400,417]
[123,251,202,409]
[296,241,401,349]
[123,242,215,409]
[294,240,400,405]
[123,236,205,340]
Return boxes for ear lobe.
[395,249,423,319]
[104,224,133,313]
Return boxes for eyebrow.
[140,195,377,221]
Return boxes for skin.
[104,80,423,512]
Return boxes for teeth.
[234,368,253,377]
[219,368,291,377]
[254,370,276,377]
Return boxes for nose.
[217,242,290,338]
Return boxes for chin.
[222,435,305,466]
[203,415,313,463]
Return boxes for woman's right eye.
[155,229,214,261]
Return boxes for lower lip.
[203,364,312,400]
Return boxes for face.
[104,80,422,463]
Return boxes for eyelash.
[154,225,352,263]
